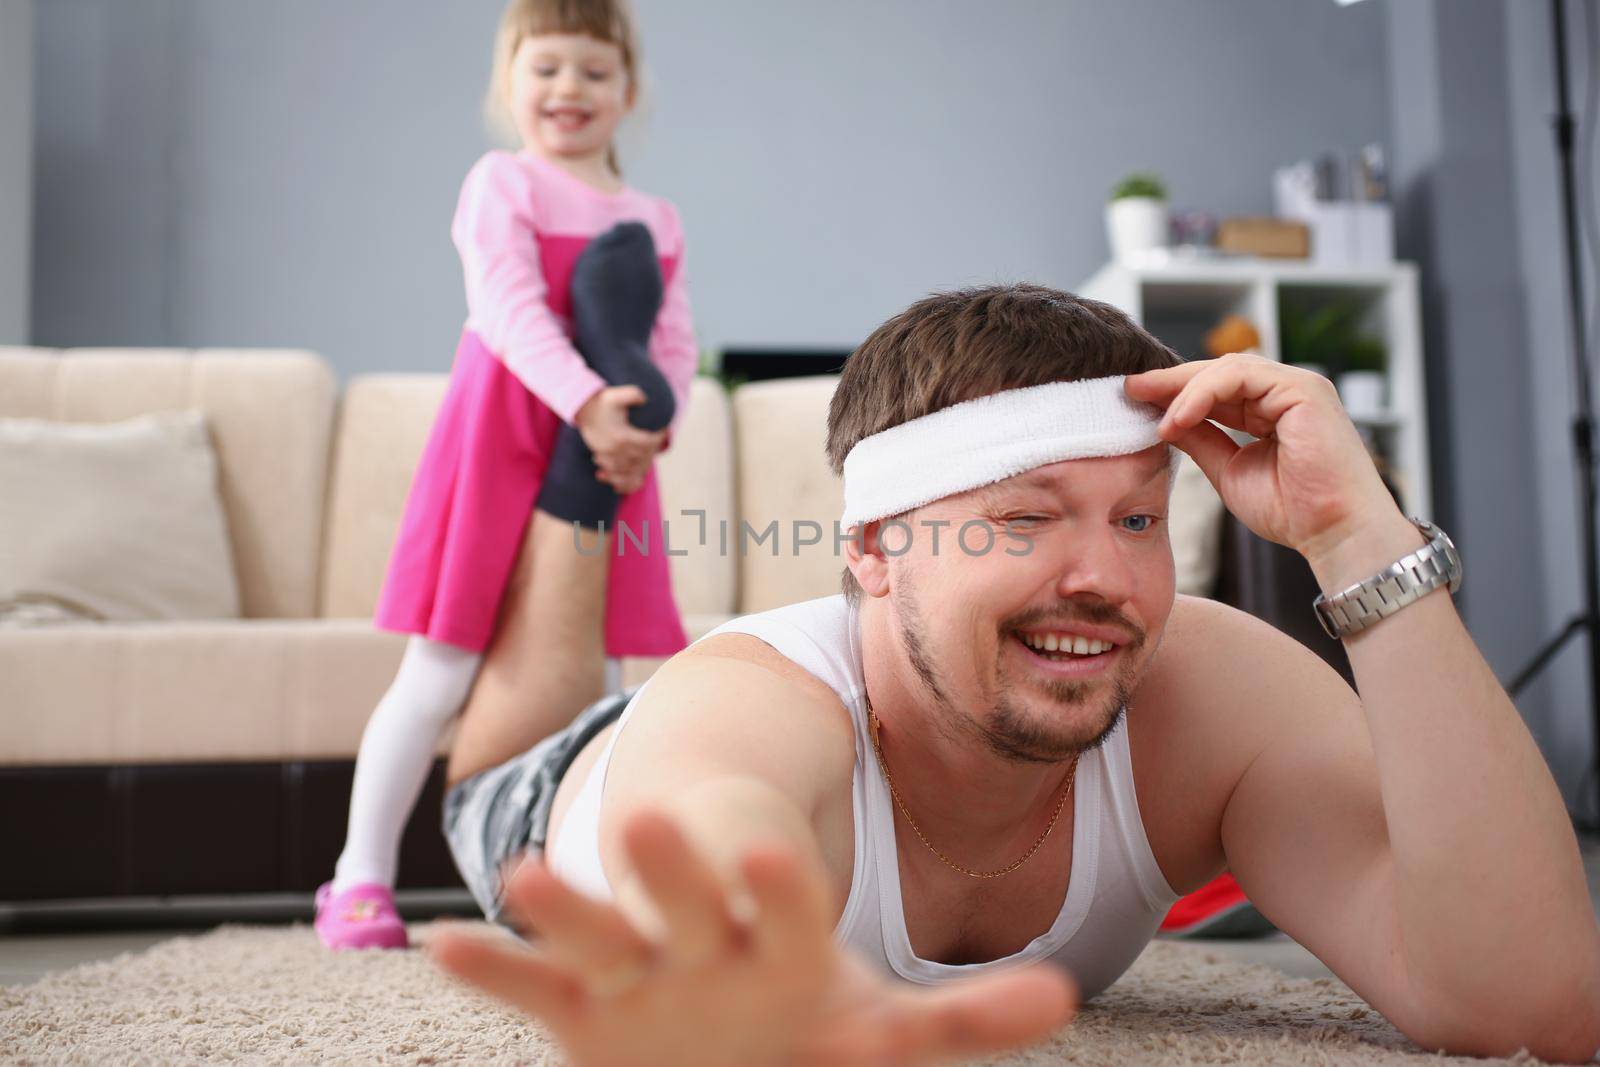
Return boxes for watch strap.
[1313,518,1462,639]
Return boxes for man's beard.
[894,579,1144,765]
[987,674,1132,763]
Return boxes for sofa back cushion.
[321,375,738,622]
[319,375,447,620]
[732,377,847,613]
[0,348,336,619]
[653,379,738,620]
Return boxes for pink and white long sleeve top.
[451,149,698,436]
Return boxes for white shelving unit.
[1079,257,1431,520]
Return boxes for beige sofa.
[0,347,1226,901]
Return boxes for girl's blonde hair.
[484,0,641,173]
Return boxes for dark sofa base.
[0,759,464,903]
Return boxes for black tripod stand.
[1506,0,1600,828]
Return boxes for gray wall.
[31,0,1391,371]
[31,0,497,356]
[0,0,32,344]
[1506,0,1599,813]
[631,0,1391,348]
[1382,0,1549,736]
[1377,0,1599,814]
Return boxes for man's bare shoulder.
[1148,595,1356,700]
[605,632,858,814]
[1141,594,1359,734]
[1128,595,1365,890]
[677,631,847,699]
[1162,592,1280,646]
[1139,595,1252,714]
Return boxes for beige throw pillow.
[0,410,241,624]
[1170,450,1227,597]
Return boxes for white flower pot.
[1336,370,1387,421]
[1106,197,1168,263]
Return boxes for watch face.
[1415,517,1453,551]
[1414,515,1465,598]
[1413,517,1462,593]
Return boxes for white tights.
[332,636,483,892]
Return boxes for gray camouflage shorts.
[442,686,636,923]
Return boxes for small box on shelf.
[1216,217,1310,260]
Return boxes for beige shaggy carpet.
[0,923,1553,1066]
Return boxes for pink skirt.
[374,329,690,657]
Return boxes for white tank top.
[546,594,1181,1000]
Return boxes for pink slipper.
[314,881,409,950]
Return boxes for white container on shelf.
[1106,198,1168,263]
[1273,165,1394,268]
[1336,370,1387,421]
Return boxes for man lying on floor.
[428,284,1600,1066]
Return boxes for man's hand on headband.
[1125,353,1417,588]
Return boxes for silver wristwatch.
[1312,518,1463,639]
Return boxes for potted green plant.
[1334,337,1387,421]
[1279,297,1388,420]
[1106,172,1169,263]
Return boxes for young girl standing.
[316,0,698,950]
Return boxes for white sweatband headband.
[839,376,1170,529]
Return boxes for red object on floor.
[1160,871,1272,937]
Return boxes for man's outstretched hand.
[429,810,1078,1067]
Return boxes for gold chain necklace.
[867,709,1079,880]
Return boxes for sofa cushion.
[319,375,449,621]
[0,611,735,768]
[0,410,240,624]
[0,620,412,765]
[731,377,847,613]
[651,379,738,619]
[0,348,337,619]
[1169,452,1226,597]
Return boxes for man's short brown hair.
[827,283,1182,599]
